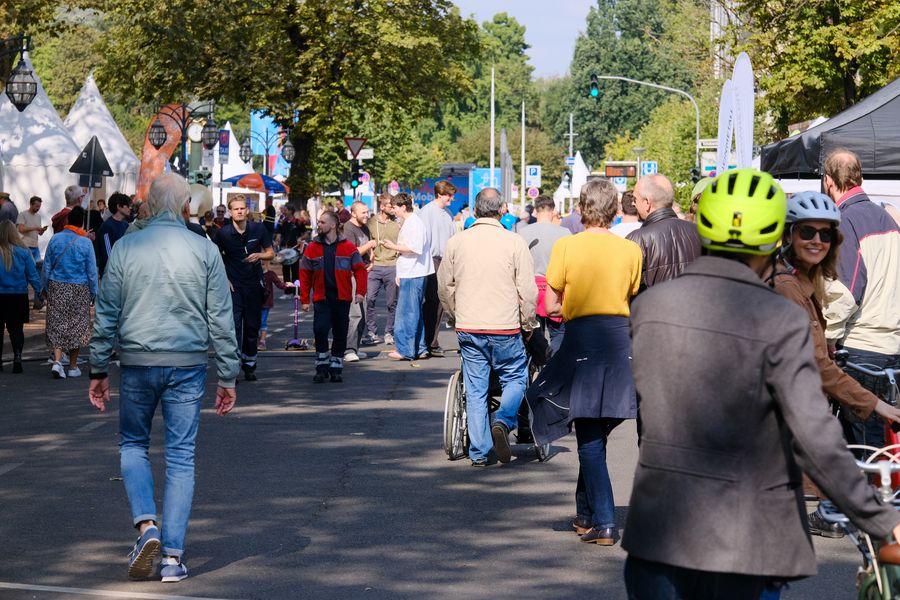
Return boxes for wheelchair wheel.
[443,370,468,460]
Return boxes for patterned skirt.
[45,280,92,351]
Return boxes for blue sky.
[452,0,595,79]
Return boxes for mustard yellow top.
[545,231,642,320]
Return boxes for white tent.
[64,73,140,196]
[0,54,80,253]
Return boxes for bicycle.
[818,457,900,599]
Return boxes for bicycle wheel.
[443,370,468,460]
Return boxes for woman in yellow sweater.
[527,178,642,546]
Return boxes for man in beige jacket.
[438,188,538,466]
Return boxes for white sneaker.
[51,362,66,379]
[384,334,394,345]
[67,367,82,377]
[343,351,360,362]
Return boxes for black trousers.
[232,285,264,369]
[0,321,25,359]
[313,299,351,359]
[282,262,299,292]
[423,257,443,349]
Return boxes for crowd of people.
[1,146,898,596]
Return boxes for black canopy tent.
[761,77,900,179]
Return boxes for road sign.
[218,130,230,164]
[605,162,637,178]
[526,187,540,199]
[346,148,374,161]
[344,137,368,159]
[526,165,541,188]
[564,156,575,166]
[640,161,658,176]
[611,176,628,192]
[69,136,113,188]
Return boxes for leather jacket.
[626,207,700,291]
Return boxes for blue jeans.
[119,365,206,559]
[840,348,900,449]
[260,308,270,332]
[457,332,528,461]
[574,418,622,529]
[394,276,427,359]
[624,555,772,599]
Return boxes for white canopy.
[64,73,140,195]
[0,53,80,253]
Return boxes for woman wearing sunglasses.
[772,190,900,538]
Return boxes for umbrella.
[223,173,290,194]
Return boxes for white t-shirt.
[16,209,43,248]
[610,220,642,238]
[395,213,435,279]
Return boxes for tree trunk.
[287,128,317,202]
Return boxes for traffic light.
[350,159,362,188]
[690,166,701,184]
[590,75,599,98]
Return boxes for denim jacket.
[89,214,240,387]
[0,245,42,295]
[41,229,98,297]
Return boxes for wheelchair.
[443,356,551,462]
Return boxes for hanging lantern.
[5,59,37,112]
[281,139,295,163]
[148,117,168,149]
[201,117,218,150]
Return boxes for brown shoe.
[581,527,619,545]
[571,517,592,535]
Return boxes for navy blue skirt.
[526,315,637,445]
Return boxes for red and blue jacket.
[299,236,367,303]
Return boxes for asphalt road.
[0,295,864,599]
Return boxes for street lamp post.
[239,128,294,177]
[592,75,700,169]
[147,101,218,177]
[2,35,38,112]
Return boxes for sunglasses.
[795,225,835,243]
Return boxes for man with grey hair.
[51,184,85,233]
[88,172,239,583]
[627,174,700,291]
[438,187,538,466]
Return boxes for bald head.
[824,148,862,197]
[634,174,674,219]
[148,173,191,219]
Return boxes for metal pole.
[568,113,574,157]
[490,65,495,188]
[593,75,700,169]
[520,99,526,212]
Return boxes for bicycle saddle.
[878,543,900,565]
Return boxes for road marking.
[0,581,241,600]
[0,463,23,476]
[36,441,66,452]
[76,421,106,433]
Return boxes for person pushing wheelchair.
[437,187,538,467]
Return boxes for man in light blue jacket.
[88,173,239,583]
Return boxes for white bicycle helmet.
[786,191,841,225]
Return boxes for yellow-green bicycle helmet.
[697,168,786,255]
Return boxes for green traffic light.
[590,87,599,97]
[351,180,359,188]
